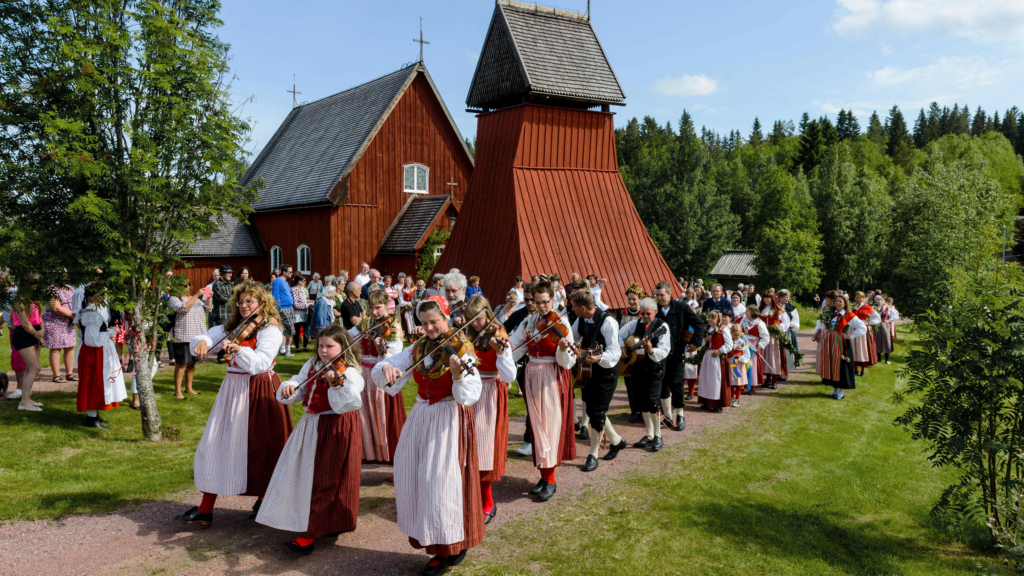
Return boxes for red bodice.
[360,336,385,358]
[227,333,261,369]
[303,373,335,414]
[709,331,726,350]
[527,330,559,358]
[412,362,455,405]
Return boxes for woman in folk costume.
[726,324,751,407]
[463,295,516,525]
[257,325,364,554]
[75,287,128,429]
[349,289,405,466]
[175,282,293,527]
[730,292,746,321]
[682,291,701,401]
[508,281,577,502]
[697,311,733,413]
[850,291,881,376]
[814,290,837,381]
[739,305,769,392]
[887,297,899,341]
[372,295,484,576]
[873,295,898,365]
[813,294,866,399]
[760,293,789,389]
[400,276,417,342]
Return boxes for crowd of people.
[2,264,899,576]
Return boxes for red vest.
[709,331,726,350]
[526,323,559,358]
[360,336,384,358]
[412,361,455,405]
[745,323,760,338]
[227,332,265,370]
[764,312,782,327]
[303,374,335,414]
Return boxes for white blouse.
[191,324,283,375]
[276,358,363,415]
[509,312,577,368]
[815,313,868,339]
[739,317,770,350]
[371,344,482,407]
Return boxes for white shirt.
[618,319,671,363]
[785,306,801,331]
[853,303,881,326]
[509,312,577,368]
[346,324,403,361]
[739,317,770,350]
[276,358,363,415]
[590,285,609,311]
[71,283,89,317]
[354,273,370,287]
[191,324,283,375]
[370,344,482,406]
[569,315,622,369]
[512,287,525,311]
[815,312,868,339]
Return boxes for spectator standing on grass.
[359,269,383,301]
[466,276,483,299]
[43,284,76,383]
[210,265,235,363]
[75,287,127,429]
[586,274,609,311]
[340,282,364,330]
[307,273,323,299]
[10,274,45,411]
[273,265,296,358]
[3,281,26,399]
[235,267,251,285]
[383,275,399,313]
[168,280,212,399]
[311,284,338,339]
[353,263,370,287]
[291,275,311,352]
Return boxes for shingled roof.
[466,0,626,111]
[186,213,264,258]
[710,250,757,279]
[242,63,472,211]
[379,195,453,255]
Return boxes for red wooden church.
[434,0,678,308]
[179,62,473,286]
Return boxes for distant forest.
[614,103,1024,312]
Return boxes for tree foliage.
[752,218,822,296]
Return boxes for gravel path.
[0,332,819,576]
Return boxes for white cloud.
[691,103,719,113]
[818,95,958,118]
[650,74,718,97]
[832,0,1024,43]
[866,56,1005,89]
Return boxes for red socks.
[480,480,494,513]
[293,537,314,547]
[198,493,217,514]
[540,467,555,484]
[734,387,742,399]
[687,381,696,394]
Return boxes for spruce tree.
[750,117,764,147]
[993,110,1001,131]
[972,106,987,136]
[866,111,888,148]
[678,110,695,138]
[770,120,786,145]
[913,109,927,148]
[836,110,849,139]
[848,113,861,138]
[939,106,951,137]
[799,112,811,134]
[886,105,911,158]
[819,116,839,146]
[926,102,942,144]
[1002,108,1019,154]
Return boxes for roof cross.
[287,73,301,109]
[446,178,458,194]
[413,16,430,62]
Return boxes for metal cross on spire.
[287,73,301,109]
[413,16,430,62]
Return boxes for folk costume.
[697,325,733,412]
[618,317,671,450]
[75,304,128,428]
[875,304,898,362]
[468,323,516,521]
[370,331,485,569]
[725,337,751,406]
[682,301,701,399]
[509,312,578,499]
[400,286,417,339]
[815,309,866,398]
[851,303,881,371]
[350,313,405,464]
[615,306,643,418]
[257,359,364,551]
[178,320,293,524]
[760,304,789,385]
[739,315,769,388]
[657,300,706,429]
[571,310,624,470]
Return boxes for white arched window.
[403,163,428,194]
[270,246,283,272]
[297,245,311,275]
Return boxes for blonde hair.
[315,325,362,368]
[463,295,498,340]
[224,282,280,332]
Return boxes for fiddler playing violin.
[255,325,365,555]
[370,295,485,574]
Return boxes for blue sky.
[218,0,1024,156]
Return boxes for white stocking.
[641,412,655,440]
[588,426,602,457]
[603,418,622,445]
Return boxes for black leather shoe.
[712,407,724,413]
[778,376,788,382]
[574,422,581,432]
[628,412,641,423]
[578,426,590,440]
[447,550,467,567]
[676,416,686,432]
[484,505,497,525]
[421,556,447,576]
[684,393,694,401]
[85,416,110,430]
[174,506,212,526]
[249,499,262,520]
[283,539,314,554]
[659,420,666,429]
[528,479,546,495]
[769,382,778,389]
[603,438,627,461]
[537,482,556,501]
[661,415,678,431]
[633,436,652,449]
[96,414,110,424]
[130,403,141,410]
[582,455,598,472]
[651,437,664,452]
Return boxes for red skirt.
[409,405,485,556]
[76,345,118,412]
[243,371,294,497]
[385,391,407,463]
[303,412,362,539]
[704,358,731,410]
[556,366,577,464]
[480,379,509,483]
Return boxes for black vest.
[578,309,616,382]
[631,318,666,364]
[784,303,796,324]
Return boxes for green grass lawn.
[463,329,994,575]
[0,336,525,522]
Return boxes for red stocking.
[293,537,313,547]
[198,492,217,514]
[541,467,556,484]
[480,480,494,514]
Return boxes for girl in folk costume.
[760,293,789,389]
[814,290,837,380]
[372,296,484,576]
[350,289,405,466]
[400,277,417,342]
[813,294,866,399]
[508,281,577,502]
[175,283,293,527]
[257,326,364,554]
[740,305,769,392]
[697,311,733,413]
[463,296,516,525]
[682,290,701,400]
[75,288,128,429]
[616,283,645,421]
[850,291,881,376]
[873,295,898,364]
[726,324,751,407]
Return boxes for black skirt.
[823,339,856,390]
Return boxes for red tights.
[480,480,494,513]
[198,493,261,515]
[540,467,555,484]
[732,386,742,400]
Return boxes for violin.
[367,312,397,342]
[534,310,579,355]
[472,318,511,354]
[321,358,349,387]
[223,303,266,362]
[428,329,477,377]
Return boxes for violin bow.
[510,309,573,355]
[386,309,486,386]
[293,314,392,391]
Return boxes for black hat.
[219,264,234,274]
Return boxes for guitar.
[571,344,605,388]
[619,323,669,377]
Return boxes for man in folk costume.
[739,305,770,392]
[654,281,705,432]
[75,287,128,429]
[873,295,898,364]
[568,290,625,472]
[257,325,364,554]
[697,311,733,413]
[509,281,577,501]
[175,283,293,526]
[615,283,645,423]
[349,289,405,466]
[759,293,789,390]
[372,296,484,576]
[851,291,881,376]
[813,294,867,399]
[463,296,516,524]
[618,297,671,452]
[778,289,801,380]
